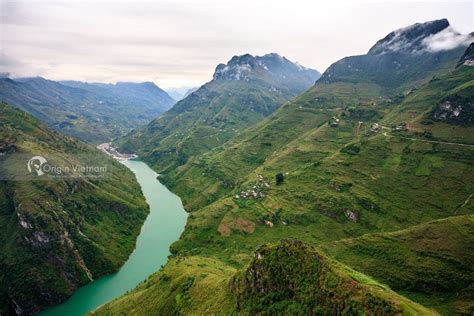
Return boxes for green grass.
[320,215,474,315]
[97,240,435,315]
[93,256,237,315]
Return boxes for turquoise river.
[40,160,188,315]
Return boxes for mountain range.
[1,17,473,316]
[0,77,175,143]
[116,53,320,173]
[99,19,474,315]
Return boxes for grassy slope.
[165,65,473,259]
[0,103,149,314]
[94,256,237,315]
[97,240,434,315]
[321,215,474,315]
[117,67,318,174]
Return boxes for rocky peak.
[368,19,472,55]
[212,53,319,82]
[457,42,474,67]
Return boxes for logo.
[27,156,48,176]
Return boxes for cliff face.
[0,103,149,315]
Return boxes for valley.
[1,9,473,316]
[40,160,187,316]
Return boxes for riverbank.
[39,160,188,316]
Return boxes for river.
[39,160,188,315]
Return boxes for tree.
[276,173,284,185]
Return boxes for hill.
[116,53,320,173]
[321,215,474,315]
[96,240,434,315]
[0,103,149,315]
[0,77,175,143]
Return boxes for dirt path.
[454,193,473,215]
[379,127,474,148]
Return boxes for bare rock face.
[457,42,474,67]
[213,53,320,85]
[432,96,473,126]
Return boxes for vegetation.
[0,78,175,143]
[321,215,474,315]
[96,240,435,315]
[96,21,474,315]
[0,103,149,314]
[116,53,320,173]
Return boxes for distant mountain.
[0,78,175,143]
[0,103,148,314]
[165,86,199,101]
[62,80,174,109]
[183,87,198,98]
[117,53,320,173]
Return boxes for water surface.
[40,160,187,315]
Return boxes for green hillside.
[117,53,320,173]
[0,103,149,314]
[96,240,435,315]
[321,215,474,315]
[97,20,472,315]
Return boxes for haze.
[1,0,472,88]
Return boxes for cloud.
[1,0,473,87]
[422,27,473,52]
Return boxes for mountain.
[0,103,149,315]
[61,80,174,111]
[321,215,474,315]
[319,19,471,89]
[99,20,473,315]
[0,78,175,143]
[116,53,320,173]
[183,87,198,98]
[96,240,433,315]
[165,86,198,101]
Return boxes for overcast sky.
[1,0,472,88]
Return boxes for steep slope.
[0,77,175,143]
[116,53,320,173]
[0,103,149,315]
[321,215,474,315]
[96,240,434,315]
[94,20,472,315]
[164,46,473,260]
[160,20,472,214]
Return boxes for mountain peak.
[368,19,472,55]
[212,53,319,82]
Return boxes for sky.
[0,0,472,88]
